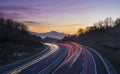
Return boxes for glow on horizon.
[0,0,120,34]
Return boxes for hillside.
[0,18,44,65]
[31,31,67,39]
[62,18,120,73]
[43,37,58,42]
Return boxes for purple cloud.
[0,6,35,11]
[22,21,52,27]
[0,11,25,19]
[22,21,40,24]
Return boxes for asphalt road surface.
[2,42,116,74]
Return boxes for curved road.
[2,42,116,74]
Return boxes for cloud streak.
[0,6,32,11]
[0,11,25,19]
[22,20,53,27]
[0,0,120,34]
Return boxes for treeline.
[62,18,120,73]
[63,18,120,44]
[0,18,44,64]
[0,18,28,42]
[0,18,42,47]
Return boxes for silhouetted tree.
[78,28,84,34]
[0,17,43,53]
[63,17,120,43]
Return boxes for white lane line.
[82,62,84,67]
[85,49,97,74]
[38,45,68,74]
[30,67,37,71]
[3,44,59,74]
[84,46,110,74]
[51,46,69,74]
[83,57,85,60]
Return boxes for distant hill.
[43,37,58,42]
[30,31,67,39]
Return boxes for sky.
[0,0,120,34]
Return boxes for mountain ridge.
[30,31,67,39]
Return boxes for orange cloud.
[28,24,52,33]
[30,24,85,34]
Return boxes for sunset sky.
[0,0,120,34]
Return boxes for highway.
[2,42,116,74]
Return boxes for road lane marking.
[30,67,37,71]
[83,57,85,60]
[84,46,111,74]
[3,44,59,74]
[85,49,97,74]
[82,62,84,67]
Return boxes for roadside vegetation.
[62,18,120,73]
[0,18,45,66]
